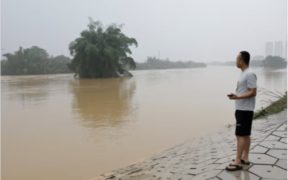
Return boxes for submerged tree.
[69,19,138,78]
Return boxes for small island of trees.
[68,19,138,78]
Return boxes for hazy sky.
[1,0,287,62]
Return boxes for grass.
[254,92,287,120]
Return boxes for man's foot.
[232,158,251,165]
[225,164,243,171]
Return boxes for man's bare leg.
[230,136,245,165]
[236,136,246,164]
[226,136,245,170]
[241,136,250,161]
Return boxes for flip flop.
[225,164,243,171]
[232,159,251,165]
[241,159,251,165]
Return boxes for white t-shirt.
[235,68,257,111]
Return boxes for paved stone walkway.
[92,110,287,180]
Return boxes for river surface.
[1,66,286,180]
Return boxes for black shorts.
[235,110,254,136]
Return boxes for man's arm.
[228,72,257,100]
[229,88,257,100]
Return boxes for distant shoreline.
[1,64,286,77]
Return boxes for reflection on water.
[2,76,50,103]
[70,78,137,128]
[1,67,286,180]
[2,75,73,104]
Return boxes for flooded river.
[1,66,286,180]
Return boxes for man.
[226,51,257,171]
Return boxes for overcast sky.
[1,0,287,62]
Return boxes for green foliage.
[136,57,207,70]
[69,19,138,78]
[46,55,72,74]
[1,46,71,75]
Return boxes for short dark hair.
[239,51,250,65]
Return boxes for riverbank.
[254,92,287,120]
[91,109,287,180]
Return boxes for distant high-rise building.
[274,41,284,58]
[265,42,273,57]
[264,41,287,58]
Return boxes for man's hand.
[227,93,238,100]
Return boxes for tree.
[1,46,72,75]
[22,46,49,74]
[68,19,138,78]
[1,46,49,75]
[47,55,72,74]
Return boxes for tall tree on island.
[69,18,138,78]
